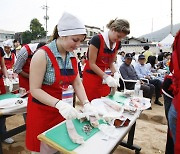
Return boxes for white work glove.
[113,72,120,87]
[82,102,99,120]
[55,100,78,120]
[4,78,13,92]
[103,75,117,87]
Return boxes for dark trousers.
[141,83,155,100]
[149,79,162,101]
[125,82,155,100]
[163,94,174,154]
[0,117,6,134]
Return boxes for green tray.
[107,92,128,105]
[0,93,20,100]
[45,119,104,151]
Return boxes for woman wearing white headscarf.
[26,12,97,153]
[3,39,16,69]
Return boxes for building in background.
[85,25,103,44]
[121,37,158,55]
[121,37,147,44]
[0,29,15,46]
[74,25,103,55]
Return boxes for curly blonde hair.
[106,19,130,35]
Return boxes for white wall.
[121,45,159,55]
[129,39,141,44]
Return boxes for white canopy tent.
[158,33,174,52]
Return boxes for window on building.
[124,40,129,44]
[90,31,93,36]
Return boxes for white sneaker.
[4,138,14,144]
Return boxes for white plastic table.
[38,109,141,154]
[0,94,27,154]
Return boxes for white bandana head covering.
[3,39,13,47]
[57,12,87,37]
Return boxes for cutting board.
[0,93,20,100]
[107,92,128,105]
[45,119,104,151]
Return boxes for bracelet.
[54,100,60,107]
[83,100,89,105]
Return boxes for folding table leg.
[0,138,3,154]
[120,122,141,153]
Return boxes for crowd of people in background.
[76,44,173,109]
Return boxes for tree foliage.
[21,18,46,44]
[22,30,32,44]
[30,18,46,40]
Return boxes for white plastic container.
[134,80,141,96]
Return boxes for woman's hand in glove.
[103,75,117,87]
[113,72,120,87]
[55,100,78,120]
[4,78,13,92]
[83,102,99,120]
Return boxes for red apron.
[26,46,78,152]
[171,31,180,154]
[4,52,15,69]
[18,45,33,91]
[83,34,120,101]
[0,57,6,94]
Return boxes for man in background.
[135,54,163,106]
[119,53,154,105]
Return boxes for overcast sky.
[0,0,179,37]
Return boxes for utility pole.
[42,2,49,41]
[170,0,173,34]
[151,18,153,42]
